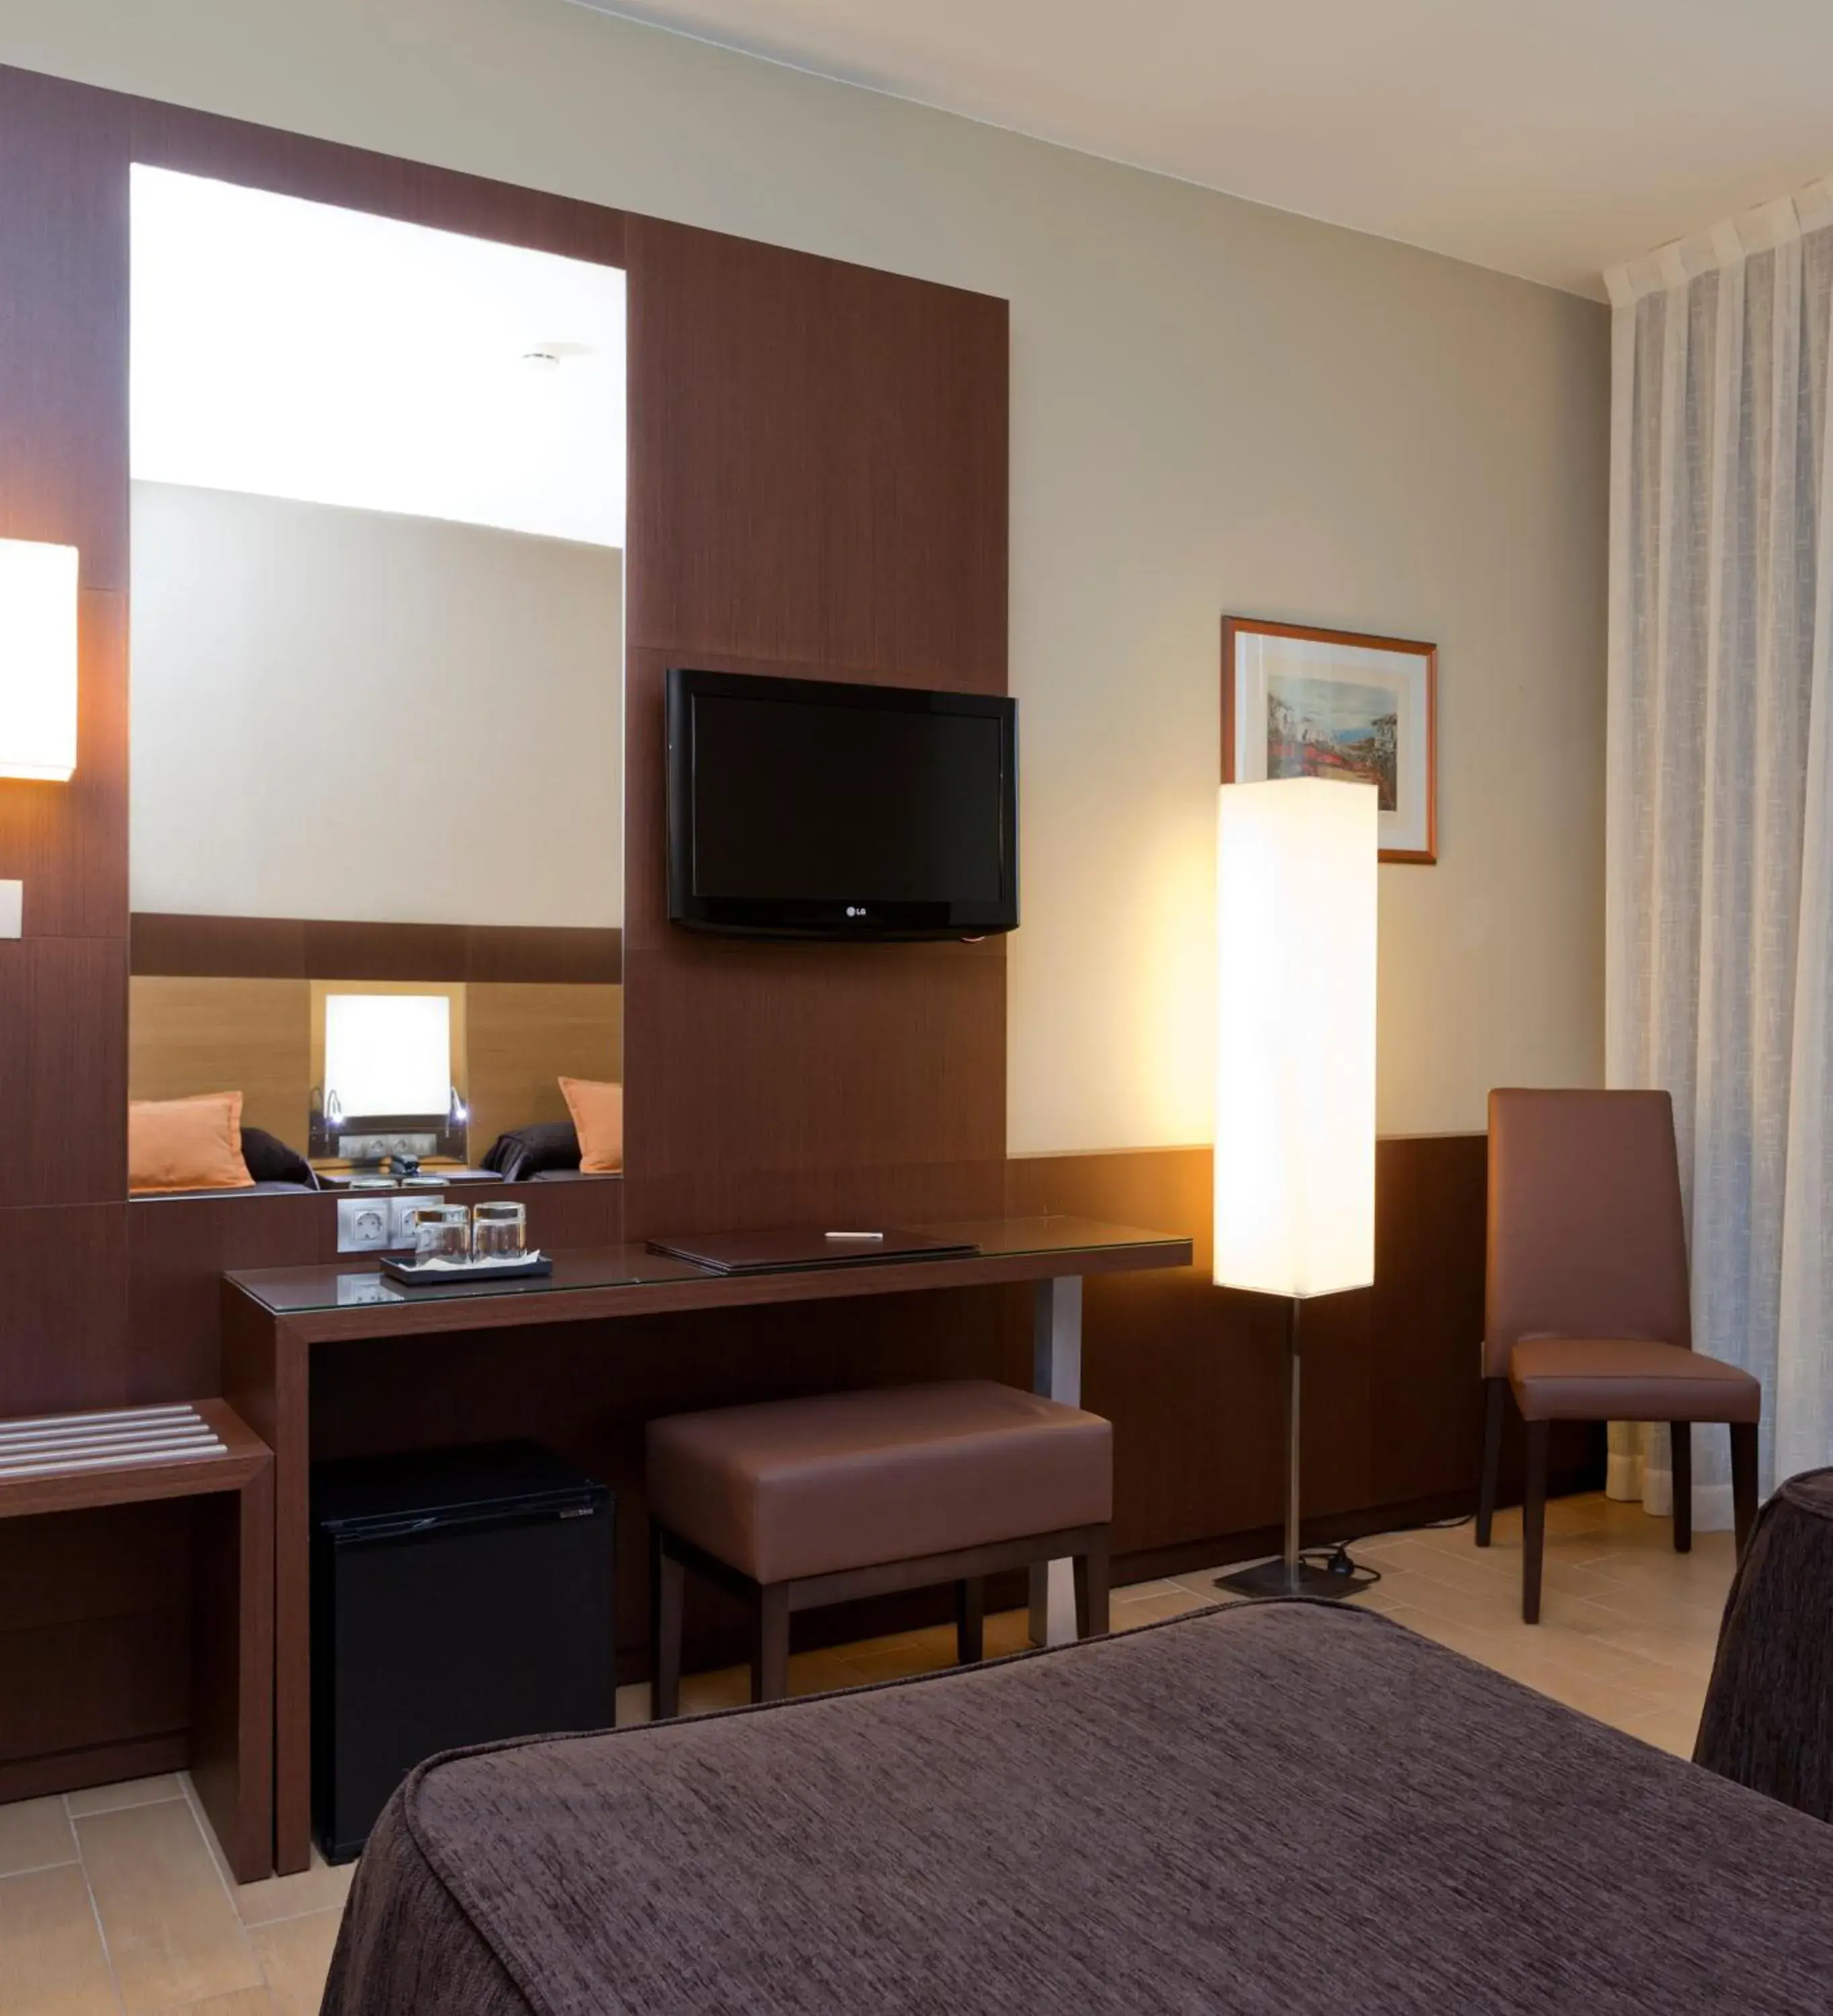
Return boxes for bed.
[323,1600,1833,2015]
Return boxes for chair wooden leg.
[751,1583,790,1704]
[1476,1378,1506,1547]
[1522,1420,1549,1624]
[1670,1422,1692,1553]
[1730,1421,1759,1556]
[650,1523,685,1721]
[1072,1531,1109,1638]
[955,1577,985,1664]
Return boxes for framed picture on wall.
[1222,616,1437,864]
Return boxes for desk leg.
[1029,1275,1083,1647]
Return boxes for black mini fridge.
[311,1441,615,1861]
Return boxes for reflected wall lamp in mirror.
[1212,775,1378,1601]
[0,538,79,782]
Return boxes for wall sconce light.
[0,538,79,782]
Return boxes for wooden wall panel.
[0,1204,128,1418]
[0,70,130,589]
[624,218,1006,678]
[130,915,623,984]
[621,222,1010,1241]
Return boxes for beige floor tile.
[64,1779,185,1821]
[0,1796,77,1878]
[75,1800,261,2015]
[0,1862,121,2016]
[1111,1588,1216,1630]
[249,1911,341,2016]
[229,1849,355,1931]
[1619,1702,1707,1761]
[166,1993,278,2015]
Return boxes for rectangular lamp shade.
[324,993,452,1118]
[1214,777,1377,1298]
[0,538,79,782]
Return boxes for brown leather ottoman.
[646,1379,1112,1711]
[1696,1467,1833,1822]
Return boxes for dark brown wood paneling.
[128,1191,327,1402]
[0,69,130,589]
[0,1206,128,1418]
[130,914,624,984]
[0,1497,192,1773]
[624,217,1006,675]
[464,925,622,985]
[130,915,307,980]
[0,938,128,1208]
[621,217,1009,1242]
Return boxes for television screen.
[666,668,1018,939]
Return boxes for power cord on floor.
[1293,1513,1476,1595]
[1296,1543,1381,1593]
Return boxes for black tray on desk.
[380,1252,553,1286]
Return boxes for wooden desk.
[223,1216,1193,1874]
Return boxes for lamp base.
[1214,1556,1362,1602]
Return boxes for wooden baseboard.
[0,1730,189,1807]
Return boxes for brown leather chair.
[1478,1089,1760,1622]
[647,1380,1112,1711]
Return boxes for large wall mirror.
[126,167,626,1197]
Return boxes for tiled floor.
[0,1492,1732,2015]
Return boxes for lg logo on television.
[845,906,867,918]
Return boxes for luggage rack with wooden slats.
[0,1398,273,1879]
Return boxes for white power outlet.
[389,1193,446,1247]
[336,1198,394,1254]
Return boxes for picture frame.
[1222,616,1437,864]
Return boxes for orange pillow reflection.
[558,1077,623,1174]
[129,1091,254,1194]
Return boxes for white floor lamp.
[1212,776,1377,1601]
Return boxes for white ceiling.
[131,167,626,544]
[575,0,1833,297]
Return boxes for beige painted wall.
[5,0,1609,1149]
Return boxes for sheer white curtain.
[1606,190,1833,1525]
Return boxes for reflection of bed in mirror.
[123,169,627,1199]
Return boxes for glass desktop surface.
[226,1243,712,1316]
[224,1216,1191,1316]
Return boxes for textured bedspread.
[323,1601,1833,2015]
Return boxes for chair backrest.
[1484,1088,1692,1378]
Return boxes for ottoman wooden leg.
[650,1524,685,1721]
[1730,1423,1758,1556]
[1671,1423,1692,1553]
[753,1584,790,1704]
[1072,1532,1109,1638]
[955,1577,985,1664]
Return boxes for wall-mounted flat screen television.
[666,667,1018,940]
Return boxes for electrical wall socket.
[389,1193,446,1247]
[335,1193,451,1253]
[336,1197,394,1254]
